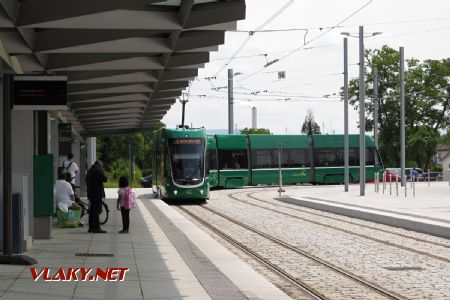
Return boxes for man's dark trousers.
[88,198,102,230]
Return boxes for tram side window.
[219,150,248,169]
[366,148,376,165]
[252,149,275,169]
[206,150,217,174]
[337,148,378,166]
[288,149,310,167]
[349,148,359,165]
[280,151,289,168]
[337,148,359,166]
[315,149,338,167]
[374,148,382,166]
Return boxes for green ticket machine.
[33,154,54,239]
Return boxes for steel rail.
[177,206,327,300]
[243,190,450,250]
[198,203,405,300]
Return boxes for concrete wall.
[50,116,59,180]
[79,144,87,197]
[87,137,96,167]
[11,110,34,239]
[71,140,80,186]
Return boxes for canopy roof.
[0,0,245,136]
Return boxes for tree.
[345,45,450,169]
[240,127,271,134]
[96,122,165,182]
[301,109,321,135]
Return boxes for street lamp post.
[228,69,234,134]
[400,46,406,187]
[343,37,349,192]
[373,67,379,148]
[358,26,365,196]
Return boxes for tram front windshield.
[169,138,205,185]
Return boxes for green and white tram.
[152,127,209,200]
[207,134,383,188]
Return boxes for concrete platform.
[276,181,450,239]
[0,188,289,300]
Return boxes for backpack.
[124,187,136,209]
[61,160,73,182]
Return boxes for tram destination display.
[12,76,68,110]
[171,138,203,145]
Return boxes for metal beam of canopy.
[0,0,246,136]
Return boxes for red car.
[384,170,401,182]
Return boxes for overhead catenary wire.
[190,94,341,102]
[209,16,450,64]
[209,43,338,63]
[239,0,374,82]
[230,16,450,34]
[205,14,450,80]
[367,25,450,40]
[213,0,294,76]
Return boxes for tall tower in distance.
[252,106,257,129]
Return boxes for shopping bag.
[56,209,80,228]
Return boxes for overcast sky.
[162,0,450,134]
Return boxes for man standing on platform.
[86,160,107,233]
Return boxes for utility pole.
[343,37,349,192]
[373,67,379,148]
[400,47,406,187]
[228,69,234,134]
[359,26,366,196]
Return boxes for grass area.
[104,181,142,188]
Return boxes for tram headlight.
[174,190,178,195]
[200,189,204,195]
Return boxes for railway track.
[179,204,405,300]
[224,190,450,264]
[246,190,450,249]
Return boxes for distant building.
[252,107,257,129]
[436,144,450,169]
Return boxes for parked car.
[386,167,424,181]
[384,169,401,182]
[140,175,152,188]
[417,172,443,182]
[406,168,424,181]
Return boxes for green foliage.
[345,45,450,170]
[301,109,321,135]
[96,122,165,183]
[240,127,271,134]
[406,127,439,170]
[104,160,142,188]
[432,165,444,172]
